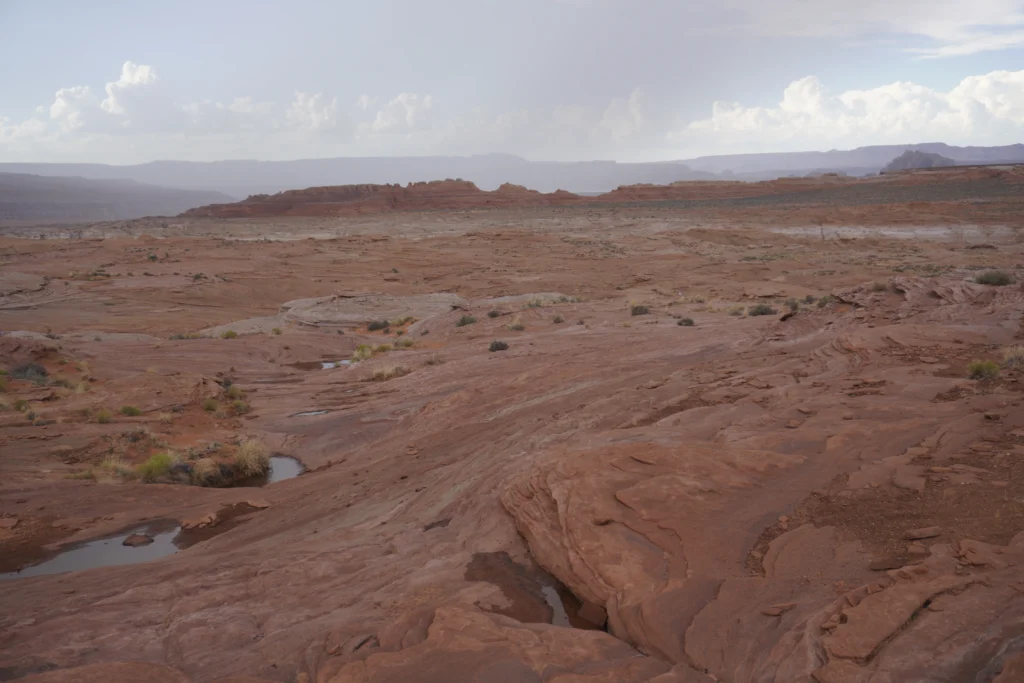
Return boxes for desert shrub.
[489,341,509,352]
[371,365,410,382]
[785,299,799,311]
[0,377,6,392]
[225,385,244,400]
[871,281,888,292]
[220,330,238,339]
[367,320,390,332]
[678,317,695,326]
[728,307,744,316]
[96,408,113,424]
[10,363,48,383]
[395,337,414,348]
[424,354,444,366]
[231,400,250,415]
[456,315,477,327]
[374,343,393,353]
[630,305,650,316]
[190,458,221,486]
[552,315,564,324]
[525,299,544,308]
[159,412,173,424]
[487,310,502,318]
[137,452,175,481]
[803,295,817,304]
[975,270,1013,286]
[99,455,135,480]
[352,344,374,361]
[1003,345,1024,367]
[202,398,218,412]
[968,360,1000,380]
[234,439,270,477]
[271,327,282,335]
[120,405,142,416]
[396,316,414,325]
[747,304,777,316]
[817,295,833,308]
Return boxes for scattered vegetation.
[1003,345,1024,367]
[169,332,202,340]
[871,281,889,292]
[271,327,282,335]
[0,377,6,393]
[202,398,218,412]
[747,304,778,316]
[137,452,176,481]
[816,295,834,308]
[456,315,477,327]
[159,412,173,425]
[803,295,817,304]
[552,315,564,324]
[234,439,270,477]
[99,455,135,480]
[367,320,390,332]
[220,330,238,339]
[120,405,142,417]
[630,305,650,316]
[395,316,414,325]
[395,337,414,348]
[231,400,250,415]
[190,458,221,486]
[371,365,411,382]
[525,299,544,308]
[728,307,745,317]
[96,408,113,424]
[785,299,799,312]
[147,253,158,261]
[225,384,244,400]
[678,317,695,326]
[374,343,394,353]
[968,360,1000,380]
[352,344,374,361]
[487,310,502,318]
[9,363,48,384]
[975,270,1013,286]
[424,354,444,366]
[489,341,509,352]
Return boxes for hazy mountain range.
[1,142,1022,225]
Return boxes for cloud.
[285,92,343,132]
[365,93,435,134]
[672,69,1024,153]
[722,0,1024,57]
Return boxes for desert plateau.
[2,165,1024,683]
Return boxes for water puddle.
[289,360,351,371]
[293,409,330,417]
[237,455,305,487]
[0,520,181,581]
[1,504,267,581]
[464,551,605,630]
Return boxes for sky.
[1,0,1023,164]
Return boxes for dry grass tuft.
[234,439,270,477]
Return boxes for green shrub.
[231,400,250,415]
[120,405,142,416]
[147,253,158,261]
[803,295,817,304]
[374,343,393,353]
[968,360,1000,380]
[10,363,48,383]
[817,295,833,308]
[487,310,502,318]
[975,270,1013,286]
[678,317,695,327]
[137,452,175,481]
[747,304,777,316]
[367,320,390,331]
[456,315,477,327]
[202,398,218,412]
[489,341,509,352]
[96,408,113,424]
[552,315,564,324]
[271,327,282,335]
[395,337,414,348]
[352,344,374,362]
[785,299,799,311]
[225,385,244,400]
[221,330,238,339]
[630,305,650,316]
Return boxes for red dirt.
[2,171,1024,682]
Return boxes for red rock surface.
[2,173,1024,681]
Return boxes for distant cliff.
[882,150,957,173]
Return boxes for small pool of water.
[0,521,181,581]
[293,410,330,417]
[321,360,351,369]
[289,360,352,371]
[237,455,305,487]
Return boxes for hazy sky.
[2,0,1023,164]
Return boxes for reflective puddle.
[0,521,181,581]
[289,360,351,371]
[292,410,330,417]
[238,455,305,487]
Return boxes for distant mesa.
[882,150,957,173]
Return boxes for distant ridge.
[881,150,957,173]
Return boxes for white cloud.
[285,92,343,132]
[366,93,435,134]
[673,69,1024,153]
[722,0,1024,57]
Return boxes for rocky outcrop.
[882,150,957,173]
